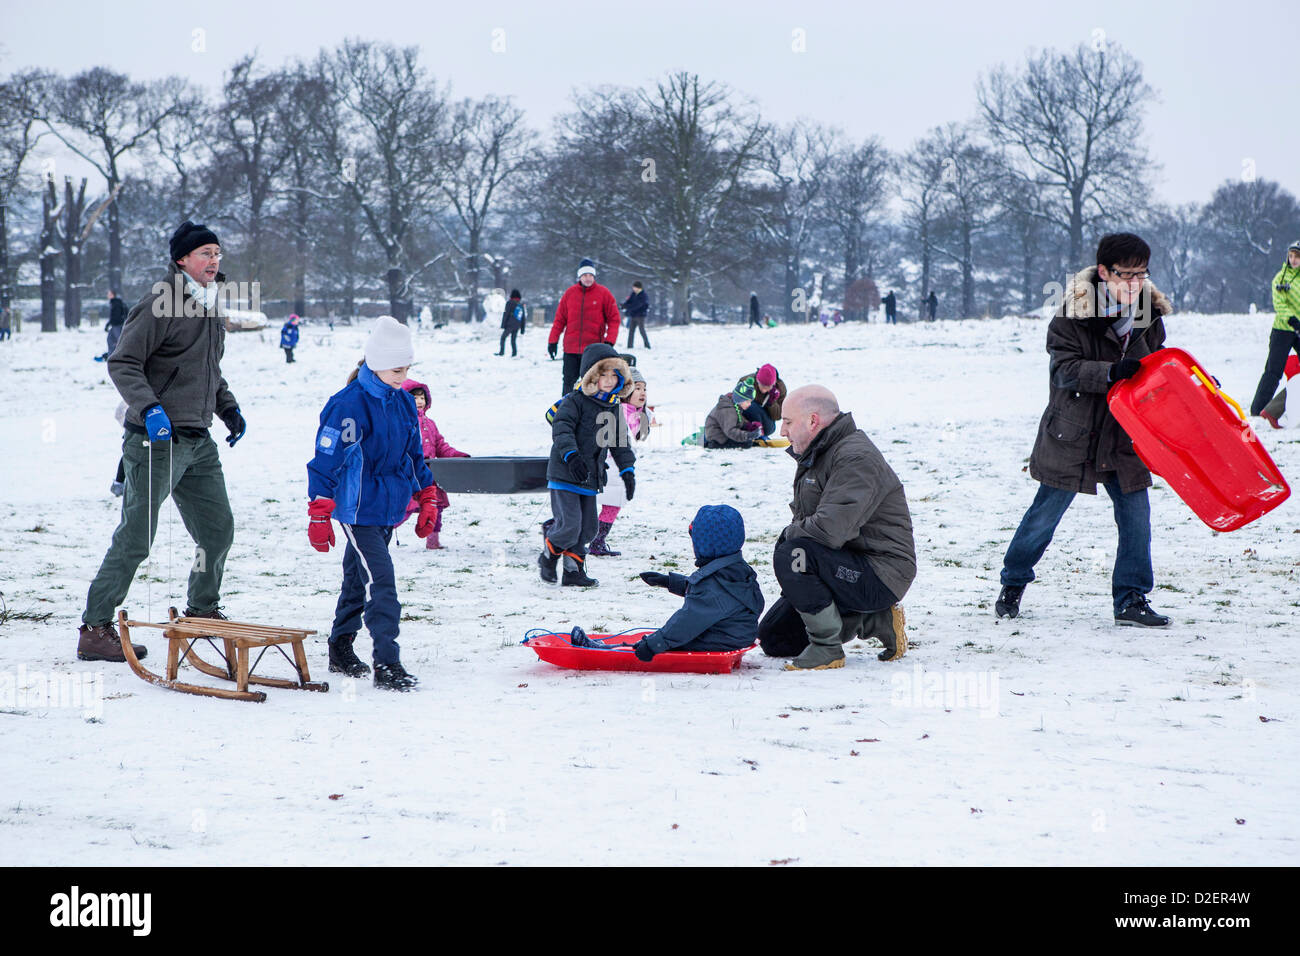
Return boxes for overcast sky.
[1,0,1287,205]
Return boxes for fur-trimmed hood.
[576,343,634,401]
[1064,266,1173,322]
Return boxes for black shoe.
[328,633,371,677]
[995,585,1024,619]
[561,554,598,587]
[374,661,417,691]
[184,607,228,620]
[539,541,560,583]
[1115,597,1170,627]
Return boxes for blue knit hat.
[689,505,745,561]
[577,258,596,279]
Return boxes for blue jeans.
[1000,480,1153,614]
[331,524,402,665]
[741,401,776,437]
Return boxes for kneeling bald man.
[762,385,916,670]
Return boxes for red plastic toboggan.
[525,630,754,673]
[1108,347,1290,531]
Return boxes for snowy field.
[1,312,1296,866]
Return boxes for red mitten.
[415,486,440,538]
[308,498,336,552]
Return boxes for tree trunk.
[107,184,122,293]
[386,266,407,323]
[670,281,690,326]
[961,221,974,319]
[919,218,932,322]
[40,183,58,333]
[342,198,356,320]
[63,178,88,329]
[466,232,481,323]
[1068,189,1084,268]
[0,202,10,314]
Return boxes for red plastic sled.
[524,630,755,674]
[1108,347,1290,531]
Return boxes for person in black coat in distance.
[100,289,128,360]
[882,291,897,325]
[622,281,651,349]
[749,292,762,328]
[498,289,526,357]
[927,290,938,321]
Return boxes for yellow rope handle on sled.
[1190,365,1246,423]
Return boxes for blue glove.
[220,406,246,447]
[633,640,655,662]
[144,404,172,442]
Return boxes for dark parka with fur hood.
[1029,267,1172,495]
[545,343,636,492]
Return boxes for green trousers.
[83,430,234,626]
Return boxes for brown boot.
[77,623,147,663]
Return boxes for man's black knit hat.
[170,220,220,262]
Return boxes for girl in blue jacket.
[306,316,437,691]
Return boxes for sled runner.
[116,607,327,703]
[425,456,548,493]
[523,628,755,674]
[1109,347,1290,531]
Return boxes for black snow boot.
[561,553,598,587]
[373,660,418,691]
[587,520,620,556]
[328,633,371,677]
[539,537,560,583]
[995,585,1025,619]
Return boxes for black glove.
[1289,316,1299,332]
[1109,358,1142,382]
[548,342,558,359]
[633,640,655,662]
[640,571,671,589]
[220,406,246,446]
[566,454,589,484]
[622,472,635,501]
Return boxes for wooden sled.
[116,607,327,703]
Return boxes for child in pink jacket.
[400,379,469,549]
[590,368,650,556]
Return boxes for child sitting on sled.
[589,367,651,556]
[397,378,469,549]
[630,504,765,661]
[306,316,438,691]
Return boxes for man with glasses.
[77,220,247,663]
[995,233,1175,627]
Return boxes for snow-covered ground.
[1,312,1296,866]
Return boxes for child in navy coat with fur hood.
[632,504,765,660]
[306,316,437,691]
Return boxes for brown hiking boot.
[77,623,147,663]
[878,605,907,662]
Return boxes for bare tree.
[59,176,87,327]
[979,41,1156,266]
[150,82,215,222]
[312,40,451,322]
[39,174,58,331]
[45,68,193,291]
[927,123,1002,318]
[438,95,534,321]
[1144,202,1202,311]
[215,55,292,283]
[900,133,947,319]
[0,68,49,313]
[543,72,767,324]
[821,136,890,319]
[273,66,330,316]
[754,120,834,313]
[1200,178,1300,311]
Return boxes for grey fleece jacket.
[108,262,238,429]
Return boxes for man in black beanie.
[77,220,247,663]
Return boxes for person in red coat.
[548,258,621,396]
